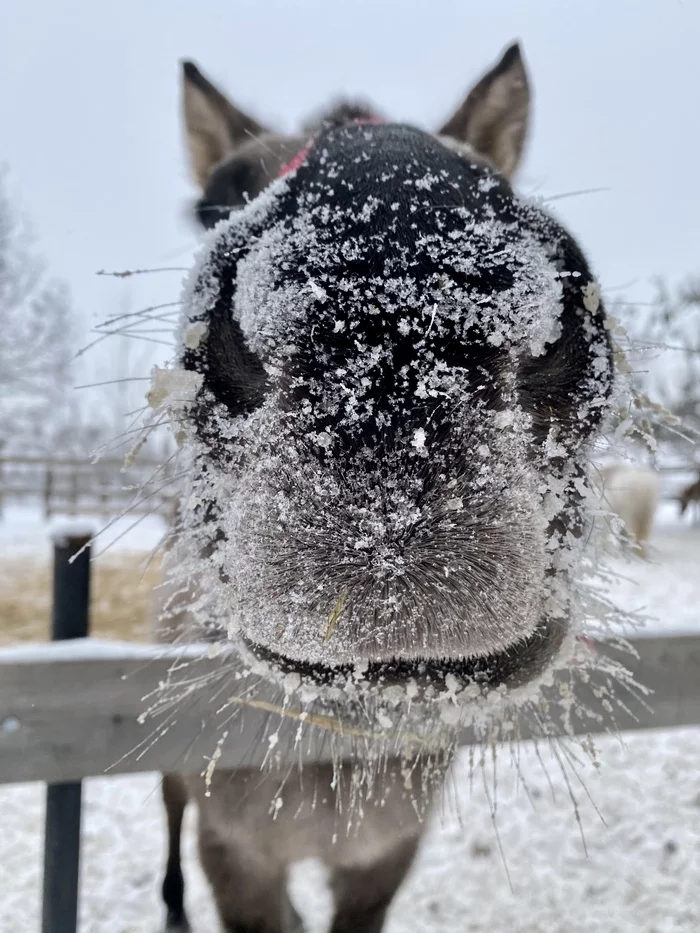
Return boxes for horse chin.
[242,615,567,696]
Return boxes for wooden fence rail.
[2,456,698,523]
[0,455,176,519]
[1,630,700,787]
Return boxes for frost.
[203,730,229,796]
[375,710,393,730]
[183,320,208,350]
[315,431,333,449]
[582,281,601,313]
[411,427,427,450]
[146,365,203,413]
[493,411,514,429]
[308,279,327,301]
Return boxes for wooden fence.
[0,455,176,519]
[2,630,700,786]
[1,455,697,525]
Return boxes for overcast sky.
[1,0,698,377]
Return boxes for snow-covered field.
[1,502,699,932]
[0,503,167,560]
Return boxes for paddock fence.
[0,455,177,519]
[2,630,700,786]
[1,455,698,525]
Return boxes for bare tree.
[614,275,700,464]
[0,170,73,453]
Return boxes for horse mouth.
[242,615,567,693]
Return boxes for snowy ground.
[0,503,167,560]
[1,502,699,932]
[596,500,700,635]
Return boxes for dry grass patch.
[0,550,163,645]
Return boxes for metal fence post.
[42,530,93,933]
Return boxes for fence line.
[0,455,175,519]
[2,455,697,523]
[1,630,699,787]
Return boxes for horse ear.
[181,60,269,190]
[438,42,530,180]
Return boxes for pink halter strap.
[277,117,384,178]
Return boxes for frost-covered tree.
[0,171,73,453]
[612,276,700,462]
[639,277,700,428]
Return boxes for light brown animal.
[599,464,660,558]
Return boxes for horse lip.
[240,616,566,692]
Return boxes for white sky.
[1,0,698,375]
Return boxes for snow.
[600,503,700,635]
[0,503,167,559]
[1,505,699,931]
[1,729,698,933]
[49,520,97,545]
[146,365,203,414]
[0,639,217,664]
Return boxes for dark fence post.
[42,530,93,933]
[43,467,53,520]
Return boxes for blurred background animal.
[598,464,660,558]
[678,473,700,523]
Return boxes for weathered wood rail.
[0,455,175,519]
[0,457,696,522]
[1,630,700,786]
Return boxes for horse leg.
[329,835,420,933]
[161,772,190,932]
[280,887,306,933]
[198,823,300,933]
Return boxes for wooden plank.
[0,633,699,786]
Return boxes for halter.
[278,116,384,178]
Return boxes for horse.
[678,473,700,523]
[598,464,660,558]
[153,41,614,933]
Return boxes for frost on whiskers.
[146,128,645,822]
